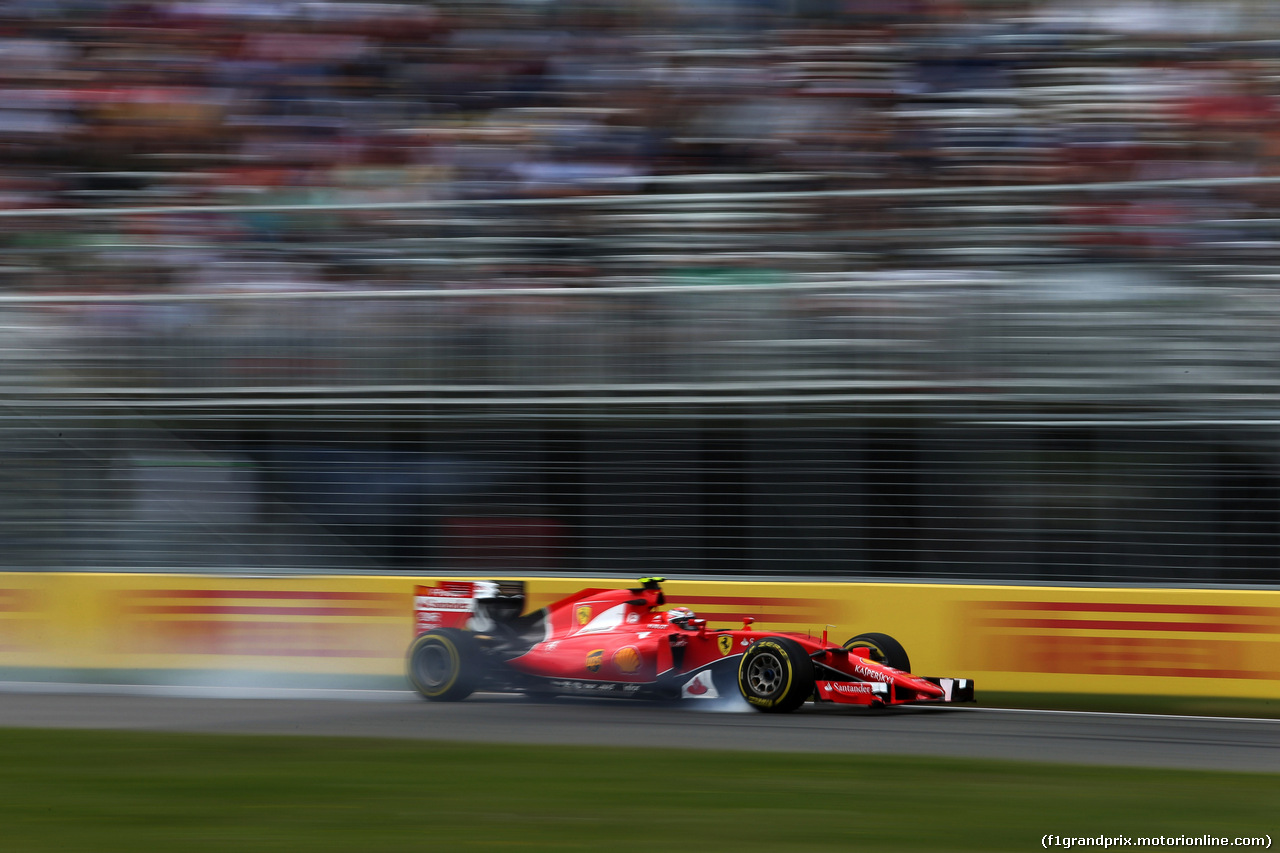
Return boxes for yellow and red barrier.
[1,573,1277,699]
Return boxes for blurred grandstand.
[2,0,1280,584]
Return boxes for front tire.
[737,637,815,713]
[842,632,911,673]
[407,628,483,701]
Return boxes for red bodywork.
[411,579,975,708]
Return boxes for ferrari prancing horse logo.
[575,605,592,626]
[717,635,734,656]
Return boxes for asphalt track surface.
[1,682,1277,773]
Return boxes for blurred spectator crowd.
[4,0,1280,292]
[9,0,1280,583]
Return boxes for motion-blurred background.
[3,0,1280,585]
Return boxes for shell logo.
[575,605,592,626]
[613,646,642,675]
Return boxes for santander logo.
[680,672,719,699]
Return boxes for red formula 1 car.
[406,577,974,712]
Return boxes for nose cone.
[901,675,944,698]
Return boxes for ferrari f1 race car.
[406,578,975,712]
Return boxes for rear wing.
[413,580,526,635]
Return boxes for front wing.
[815,676,975,707]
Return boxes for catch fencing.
[3,178,1280,583]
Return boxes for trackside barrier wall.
[1,573,1278,700]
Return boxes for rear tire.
[842,632,911,673]
[737,637,815,713]
[407,628,484,701]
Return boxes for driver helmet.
[666,606,696,628]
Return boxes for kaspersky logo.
[854,663,893,683]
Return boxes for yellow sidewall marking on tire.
[848,640,884,662]
[741,641,793,707]
[420,634,459,698]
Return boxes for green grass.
[0,729,1275,852]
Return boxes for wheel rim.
[745,651,785,697]
[415,643,453,689]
